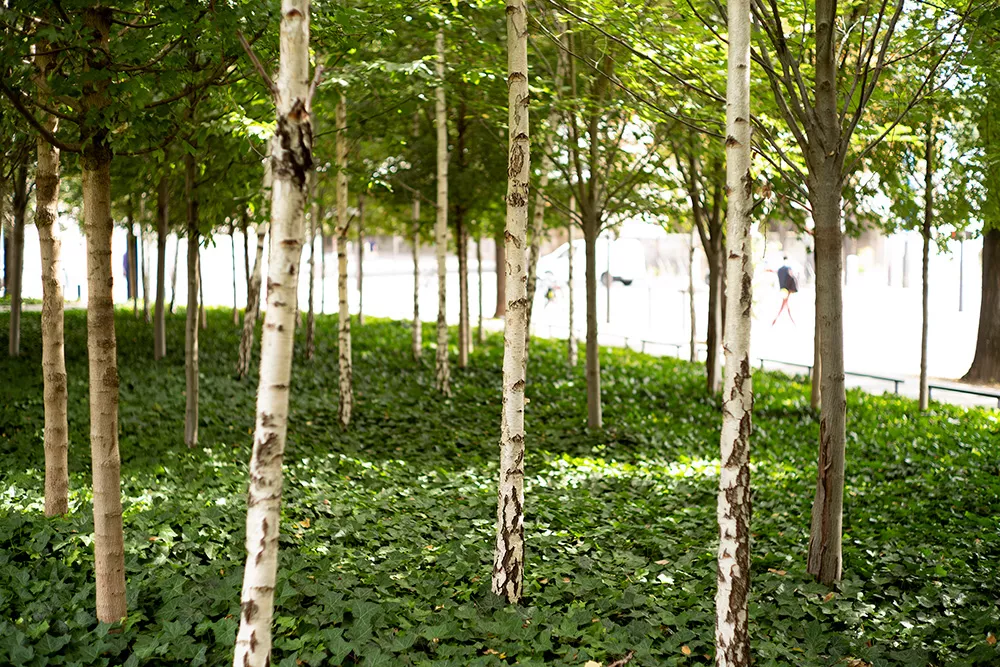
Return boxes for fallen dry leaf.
[823,592,836,602]
[767,568,787,576]
[987,632,996,646]
[681,645,692,656]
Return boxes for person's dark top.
[777,264,798,293]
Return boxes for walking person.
[773,255,798,325]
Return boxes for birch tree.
[434,27,451,395]
[233,0,315,663]
[184,151,200,447]
[715,0,753,660]
[412,196,423,360]
[336,93,354,428]
[492,0,529,604]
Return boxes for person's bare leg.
[786,295,795,325]
[772,293,789,326]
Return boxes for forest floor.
[1,310,998,667]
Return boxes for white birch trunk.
[477,233,485,345]
[434,28,451,395]
[169,235,180,314]
[141,197,150,323]
[492,0,529,604]
[689,228,698,363]
[336,93,354,428]
[233,2,312,664]
[35,41,69,516]
[232,228,240,325]
[716,0,753,662]
[306,193,317,361]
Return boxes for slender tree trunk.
[705,240,723,392]
[169,235,180,314]
[336,93,354,427]
[919,119,934,411]
[232,227,240,325]
[127,210,138,317]
[715,0,753,661]
[477,233,485,345]
[155,176,168,359]
[306,195,317,360]
[1,187,8,295]
[457,213,469,368]
[357,193,365,326]
[584,209,602,428]
[689,228,697,363]
[7,164,26,357]
[493,0,529,604]
[494,231,506,318]
[184,152,200,448]
[568,196,577,366]
[964,229,1000,383]
[434,28,451,394]
[412,207,422,360]
[233,2,312,662]
[140,197,150,323]
[238,228,266,379]
[320,217,327,316]
[81,9,126,623]
[806,168,847,585]
[243,214,251,303]
[35,43,69,516]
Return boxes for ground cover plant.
[0,309,998,666]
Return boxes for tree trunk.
[7,164,26,358]
[306,195,317,361]
[243,213,251,305]
[705,238,723,392]
[715,0,753,661]
[199,258,207,330]
[477,233,485,345]
[320,215,327,316]
[688,228,697,363]
[568,195,577,366]
[169,235,180,314]
[238,227,266,379]
[184,152,200,448]
[919,119,934,410]
[964,229,1000,383]
[806,168,847,586]
[494,231,506,318]
[127,212,138,317]
[233,2,312,662]
[81,8,127,623]
[584,209,602,429]
[140,197,150,323]
[232,227,240,325]
[493,0,529,604]
[1,187,8,295]
[35,44,69,516]
[357,193,365,326]
[434,28,451,395]
[155,176,168,359]
[412,207,422,360]
[336,93,353,427]
[457,212,469,368]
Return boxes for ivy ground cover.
[1,310,998,666]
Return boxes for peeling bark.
[434,28,451,395]
[336,93,354,428]
[35,40,69,516]
[715,0,753,661]
[233,2,313,664]
[493,0,530,604]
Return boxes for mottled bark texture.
[184,152,200,448]
[493,0,530,604]
[35,40,69,516]
[233,2,313,664]
[434,28,451,395]
[715,0,753,661]
[336,93,353,428]
[81,7,127,624]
